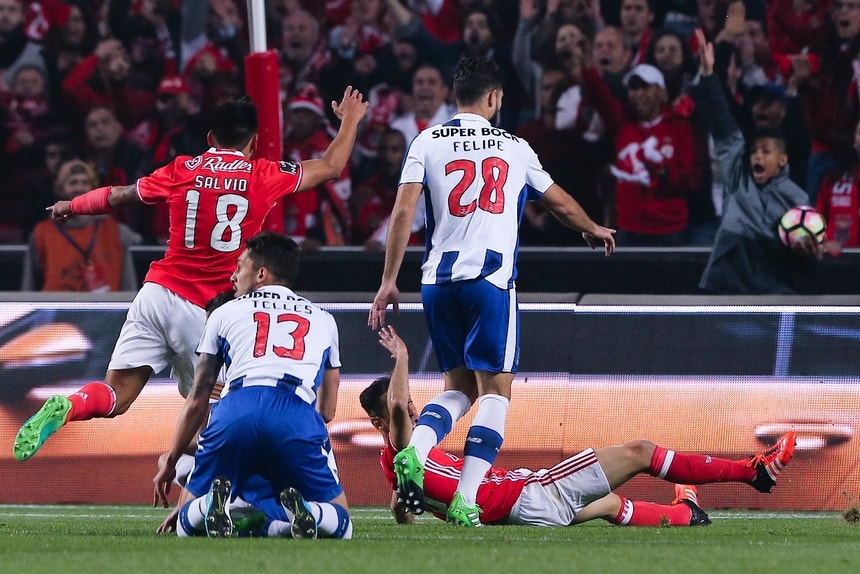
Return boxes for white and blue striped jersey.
[196,285,340,407]
[400,113,554,289]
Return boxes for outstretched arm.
[49,184,139,221]
[368,182,423,328]
[299,86,369,191]
[153,352,220,507]
[539,184,616,256]
[378,325,412,451]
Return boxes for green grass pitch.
[1,506,858,574]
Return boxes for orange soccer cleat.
[671,484,700,507]
[671,484,710,526]
[747,432,797,493]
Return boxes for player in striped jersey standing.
[368,56,617,526]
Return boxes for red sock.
[649,445,756,484]
[613,497,693,526]
[67,382,116,421]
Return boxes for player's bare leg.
[13,366,151,461]
[593,440,656,489]
[572,493,624,524]
[575,491,710,527]
[103,367,152,415]
[594,434,797,494]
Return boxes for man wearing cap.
[591,62,702,246]
[130,75,208,243]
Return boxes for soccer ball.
[777,205,826,247]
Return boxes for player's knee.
[623,439,656,467]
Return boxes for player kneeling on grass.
[152,232,351,539]
[360,326,797,527]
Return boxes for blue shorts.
[421,278,519,374]
[187,386,343,505]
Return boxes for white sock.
[267,520,292,537]
[312,502,353,539]
[458,394,509,506]
[411,389,472,463]
[176,495,209,537]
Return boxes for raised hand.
[378,324,407,359]
[332,85,370,123]
[696,29,714,76]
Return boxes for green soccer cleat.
[232,509,267,536]
[446,492,482,527]
[13,395,72,461]
[393,445,425,514]
[205,477,233,538]
[280,487,317,539]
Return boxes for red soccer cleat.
[747,432,797,493]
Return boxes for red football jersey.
[136,148,303,308]
[380,443,528,524]
[816,165,860,248]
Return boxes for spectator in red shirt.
[815,118,860,254]
[803,0,860,203]
[282,84,353,248]
[596,63,702,245]
[351,128,411,248]
[40,0,99,109]
[766,0,832,55]
[61,38,155,129]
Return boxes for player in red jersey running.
[13,89,369,462]
[360,326,797,527]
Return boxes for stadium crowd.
[1,0,858,258]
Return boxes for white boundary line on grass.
[0,506,841,521]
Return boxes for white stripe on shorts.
[503,288,517,371]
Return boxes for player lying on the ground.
[359,326,797,527]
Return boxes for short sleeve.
[524,145,554,195]
[137,160,180,204]
[398,135,426,185]
[325,314,341,369]
[254,159,303,203]
[196,311,222,357]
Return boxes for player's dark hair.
[205,290,235,316]
[750,127,787,154]
[244,232,300,287]
[211,98,258,149]
[452,56,504,106]
[359,376,390,418]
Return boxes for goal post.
[244,0,284,232]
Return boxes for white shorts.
[108,283,206,397]
[506,448,611,527]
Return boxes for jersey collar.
[207,147,246,157]
[451,112,491,125]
